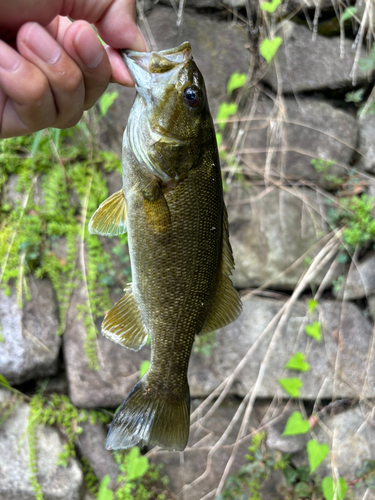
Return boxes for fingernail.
[74,25,104,69]
[0,41,21,71]
[23,22,61,64]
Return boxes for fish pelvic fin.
[106,378,190,451]
[200,204,242,335]
[88,189,127,236]
[102,285,148,351]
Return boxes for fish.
[88,41,242,451]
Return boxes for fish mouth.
[119,42,192,89]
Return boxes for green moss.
[0,121,130,368]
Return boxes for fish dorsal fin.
[88,189,127,236]
[102,285,148,351]
[200,204,242,335]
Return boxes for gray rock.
[238,94,357,189]
[0,389,83,500]
[189,297,375,399]
[226,185,337,290]
[77,421,119,487]
[368,294,375,320]
[0,279,60,385]
[293,405,375,491]
[64,279,150,408]
[262,21,366,93]
[357,112,375,174]
[336,251,375,300]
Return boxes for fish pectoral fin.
[200,204,242,335]
[102,285,148,351]
[88,189,127,236]
[143,193,171,232]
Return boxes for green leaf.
[0,374,11,389]
[340,6,357,22]
[260,0,282,13]
[282,411,310,436]
[99,91,119,117]
[126,447,149,482]
[260,37,283,63]
[139,360,150,378]
[308,299,317,313]
[216,132,222,148]
[285,353,310,372]
[31,130,44,155]
[227,72,247,95]
[216,102,238,130]
[322,476,347,500]
[359,44,375,73]
[305,321,321,342]
[307,439,329,474]
[278,377,303,397]
[97,475,113,500]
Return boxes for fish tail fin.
[106,378,190,451]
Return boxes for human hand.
[0,0,147,138]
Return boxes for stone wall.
[1,1,375,499]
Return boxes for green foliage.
[260,0,282,13]
[340,195,375,248]
[282,412,310,436]
[285,353,310,372]
[355,459,375,489]
[340,6,357,22]
[98,476,114,500]
[112,447,169,500]
[321,476,347,500]
[139,360,150,378]
[193,330,217,356]
[99,91,119,118]
[227,73,247,95]
[82,457,101,496]
[345,88,365,103]
[306,439,329,474]
[260,37,283,63]
[359,43,375,73]
[278,377,303,397]
[217,431,288,500]
[305,321,321,342]
[0,123,128,369]
[216,103,238,130]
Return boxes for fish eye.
[183,86,200,108]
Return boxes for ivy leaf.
[282,411,310,436]
[97,475,113,500]
[345,88,365,103]
[0,374,11,389]
[216,102,238,130]
[305,321,321,342]
[340,6,357,22]
[308,299,317,313]
[99,91,119,117]
[260,37,283,63]
[321,476,347,500]
[139,360,150,378]
[307,439,329,474]
[359,44,375,73]
[278,377,303,397]
[260,0,282,12]
[126,447,149,481]
[285,353,310,372]
[227,73,247,95]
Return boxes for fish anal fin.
[102,285,148,351]
[88,189,127,236]
[200,204,242,335]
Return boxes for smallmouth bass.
[89,42,242,451]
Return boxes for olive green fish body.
[88,42,241,451]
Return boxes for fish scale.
[88,42,242,451]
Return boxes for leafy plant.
[260,37,283,63]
